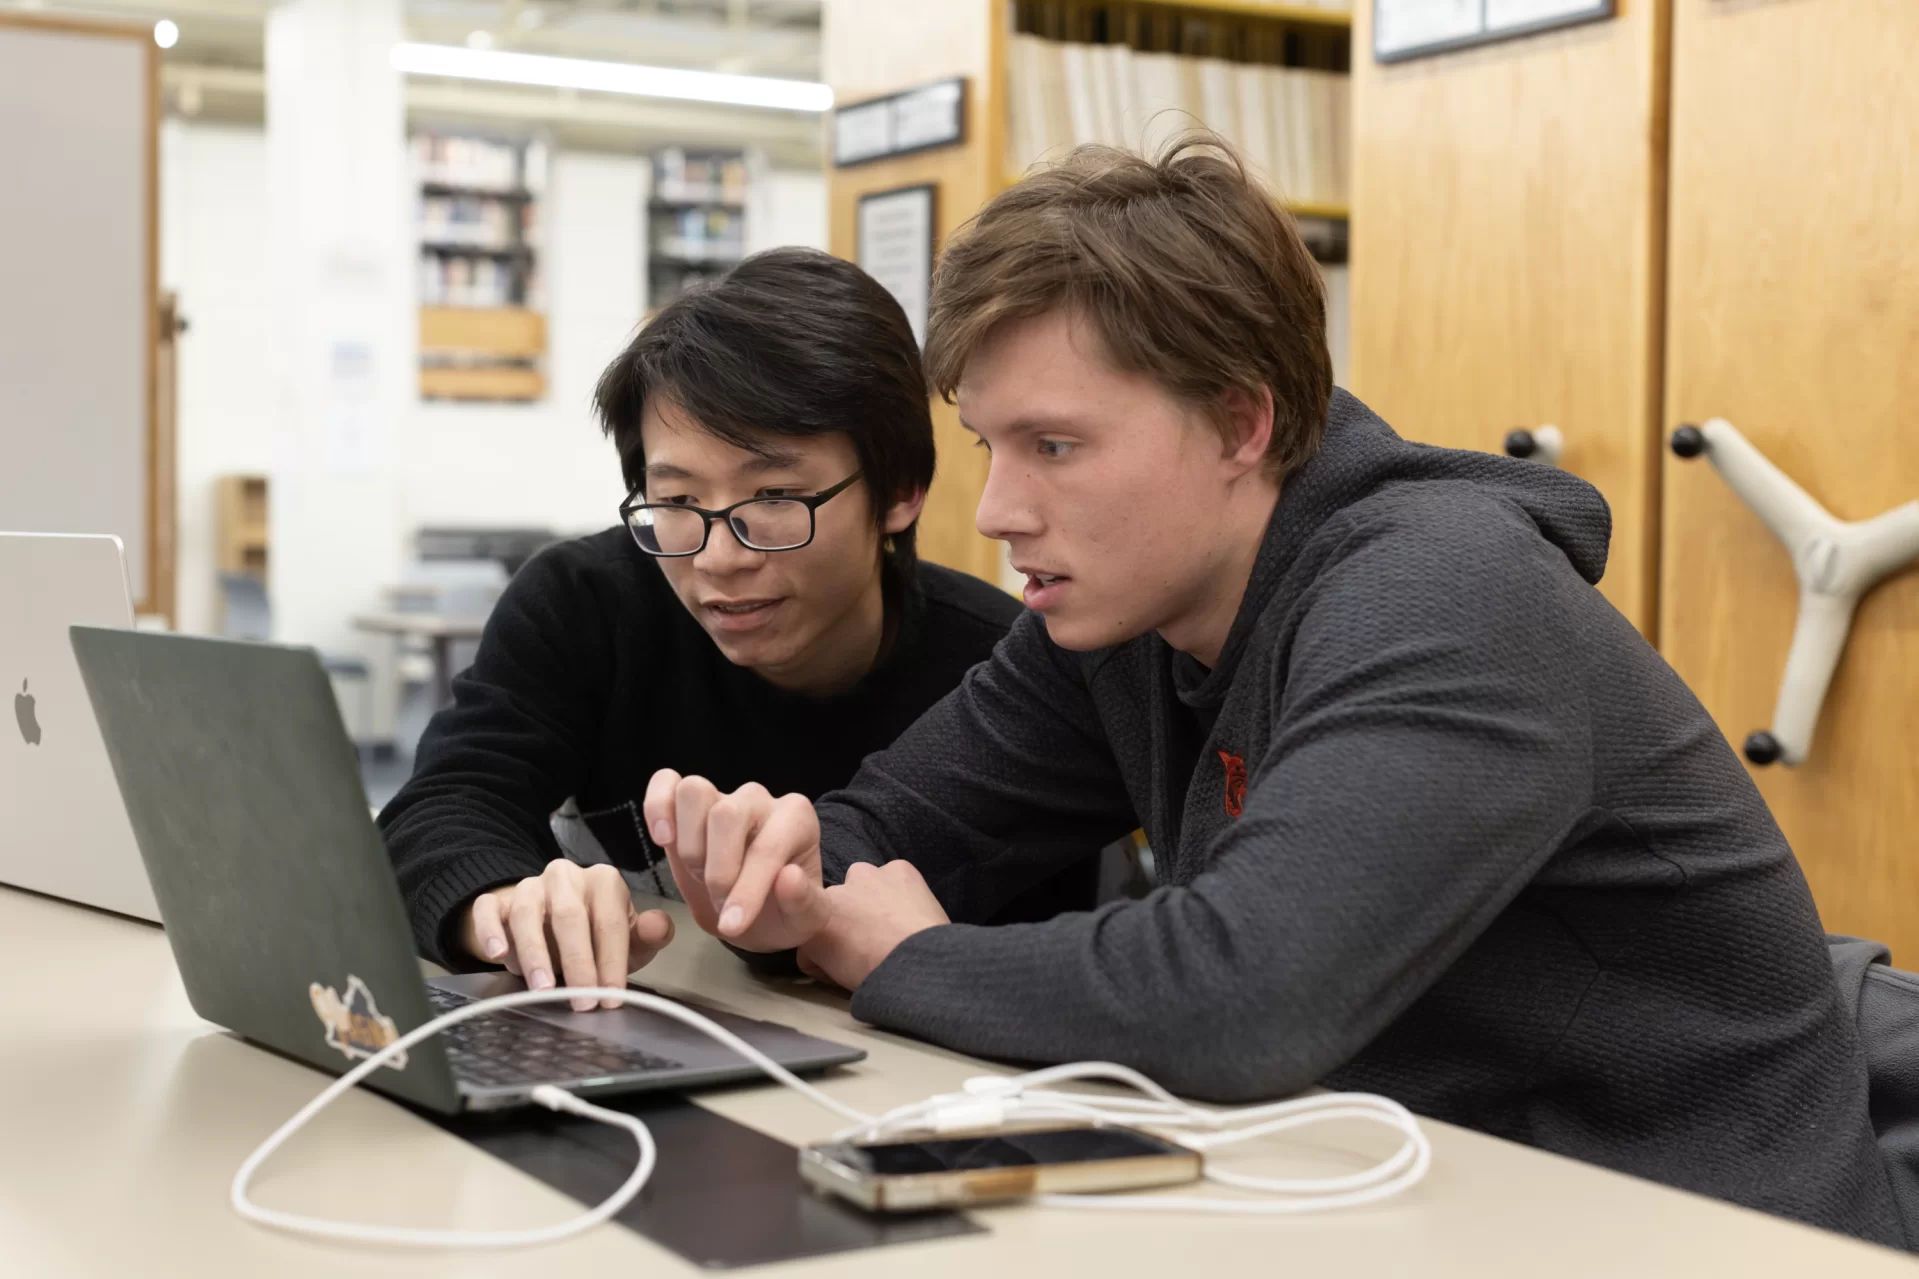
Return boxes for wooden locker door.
[1662,0,1919,958]
[1350,2,1670,636]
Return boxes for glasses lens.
[629,505,707,555]
[730,499,812,551]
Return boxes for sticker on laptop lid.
[309,975,409,1070]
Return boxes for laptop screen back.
[0,533,158,921]
[69,626,461,1113]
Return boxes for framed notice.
[1375,0,1614,63]
[834,79,966,168]
[856,184,936,348]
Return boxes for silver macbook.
[0,533,159,922]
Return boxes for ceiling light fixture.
[153,19,179,49]
[389,42,833,114]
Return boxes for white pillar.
[265,0,409,680]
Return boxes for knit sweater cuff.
[411,849,545,970]
[847,922,968,1035]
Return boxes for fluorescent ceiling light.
[390,43,833,114]
[153,19,179,49]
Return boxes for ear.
[1218,385,1276,478]
[881,485,928,537]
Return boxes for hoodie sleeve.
[815,609,1140,924]
[379,547,616,968]
[849,499,1597,1102]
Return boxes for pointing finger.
[721,793,817,939]
[643,769,683,849]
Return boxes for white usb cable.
[233,986,1430,1247]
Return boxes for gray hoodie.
[817,389,1901,1245]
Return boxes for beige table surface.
[4,885,1915,1278]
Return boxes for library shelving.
[1002,0,1353,223]
[412,131,549,402]
[647,147,750,313]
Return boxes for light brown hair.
[925,132,1332,478]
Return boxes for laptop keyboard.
[426,985,684,1089]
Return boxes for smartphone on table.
[799,1124,1202,1212]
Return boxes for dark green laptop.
[69,626,862,1113]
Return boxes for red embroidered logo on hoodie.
[1217,749,1247,818]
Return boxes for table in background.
[2,886,1914,1278]
[352,611,488,708]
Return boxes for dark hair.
[594,247,937,578]
[926,132,1332,479]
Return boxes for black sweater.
[818,391,1902,1245]
[380,528,1024,968]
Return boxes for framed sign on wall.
[856,184,937,348]
[834,79,966,168]
[1375,0,1614,64]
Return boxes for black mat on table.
[438,1092,985,1268]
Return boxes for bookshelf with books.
[1001,1,1353,238]
[823,0,1353,587]
[648,147,750,313]
[412,131,549,402]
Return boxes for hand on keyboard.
[427,986,683,1087]
[460,861,674,1011]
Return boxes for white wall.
[161,120,276,636]
[748,168,828,257]
[162,119,831,639]
[401,150,646,538]
[1,26,153,603]
[264,0,411,670]
[822,0,990,100]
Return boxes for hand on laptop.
[459,860,674,1011]
[643,770,831,953]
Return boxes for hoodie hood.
[1179,389,1613,704]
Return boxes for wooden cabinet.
[417,305,548,402]
[1660,0,1919,959]
[1349,0,1670,638]
[214,474,269,578]
[1351,0,1919,957]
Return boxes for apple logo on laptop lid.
[15,679,40,746]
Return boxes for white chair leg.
[1761,590,1859,767]
[1671,419,1919,766]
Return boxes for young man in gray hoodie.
[640,139,1901,1245]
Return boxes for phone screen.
[850,1127,1186,1176]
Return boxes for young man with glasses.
[640,143,1901,1244]
[379,247,1053,1010]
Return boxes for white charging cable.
[233,986,1429,1247]
[845,1060,1432,1215]
[233,986,867,1248]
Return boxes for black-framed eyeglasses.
[619,471,863,557]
